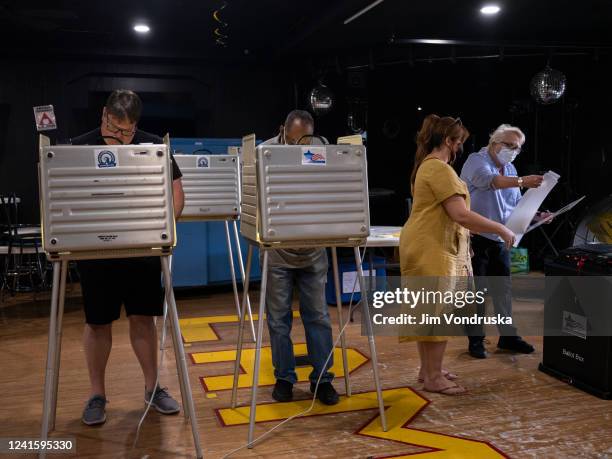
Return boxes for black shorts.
[76,257,164,325]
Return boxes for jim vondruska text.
[372,313,513,325]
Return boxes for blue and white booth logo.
[97,150,117,168]
[197,156,209,168]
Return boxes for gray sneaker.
[82,395,107,425]
[145,386,180,414]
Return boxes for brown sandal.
[417,369,458,383]
[423,383,468,396]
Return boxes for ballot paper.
[505,171,560,246]
[337,134,364,145]
[523,195,586,234]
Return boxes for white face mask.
[497,147,519,165]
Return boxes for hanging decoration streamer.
[213,1,229,47]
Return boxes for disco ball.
[309,84,334,115]
[530,66,567,105]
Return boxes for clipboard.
[524,195,586,234]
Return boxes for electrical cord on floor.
[131,294,169,453]
[220,244,369,459]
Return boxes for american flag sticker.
[301,147,327,165]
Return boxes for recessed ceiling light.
[480,5,501,15]
[133,24,150,34]
[417,106,423,111]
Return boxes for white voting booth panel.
[240,134,369,247]
[39,141,175,258]
[37,136,203,459]
[174,154,240,220]
[173,153,256,342]
[232,134,386,449]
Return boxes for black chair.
[0,193,46,295]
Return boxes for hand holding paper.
[505,171,560,246]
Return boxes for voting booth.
[37,136,203,458]
[174,153,255,340]
[231,134,387,447]
[177,153,240,220]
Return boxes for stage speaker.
[540,244,612,399]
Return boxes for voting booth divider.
[170,138,262,289]
[37,135,203,459]
[174,153,256,341]
[231,134,388,448]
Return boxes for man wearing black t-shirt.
[71,90,185,425]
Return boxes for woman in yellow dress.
[400,115,515,395]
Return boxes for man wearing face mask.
[460,124,548,359]
[257,109,339,405]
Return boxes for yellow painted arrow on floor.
[192,343,368,391]
[217,387,506,458]
[179,311,300,343]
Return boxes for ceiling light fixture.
[344,0,385,25]
[133,24,150,34]
[480,5,501,15]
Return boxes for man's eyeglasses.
[105,114,137,136]
[499,141,521,152]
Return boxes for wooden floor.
[1,284,610,459]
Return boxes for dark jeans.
[468,234,518,342]
[265,257,335,385]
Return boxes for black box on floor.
[540,244,612,400]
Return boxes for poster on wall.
[33,105,57,131]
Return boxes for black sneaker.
[498,336,535,354]
[468,339,488,359]
[272,380,293,402]
[82,394,107,426]
[310,382,339,406]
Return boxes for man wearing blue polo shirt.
[460,124,550,359]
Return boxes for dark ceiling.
[1,0,611,63]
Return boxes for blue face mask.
[497,147,519,165]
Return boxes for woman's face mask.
[497,147,519,165]
[448,142,464,164]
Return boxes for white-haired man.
[460,124,550,359]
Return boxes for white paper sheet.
[505,170,560,246]
[342,270,374,293]
[523,195,586,234]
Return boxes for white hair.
[489,124,526,147]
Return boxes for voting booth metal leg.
[331,248,351,397]
[168,301,190,422]
[40,261,61,457]
[231,244,253,408]
[232,221,256,342]
[160,254,189,421]
[49,260,68,431]
[159,255,173,351]
[225,221,242,319]
[353,247,387,432]
[247,250,269,447]
[161,256,203,459]
[162,259,191,424]
[225,221,256,343]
